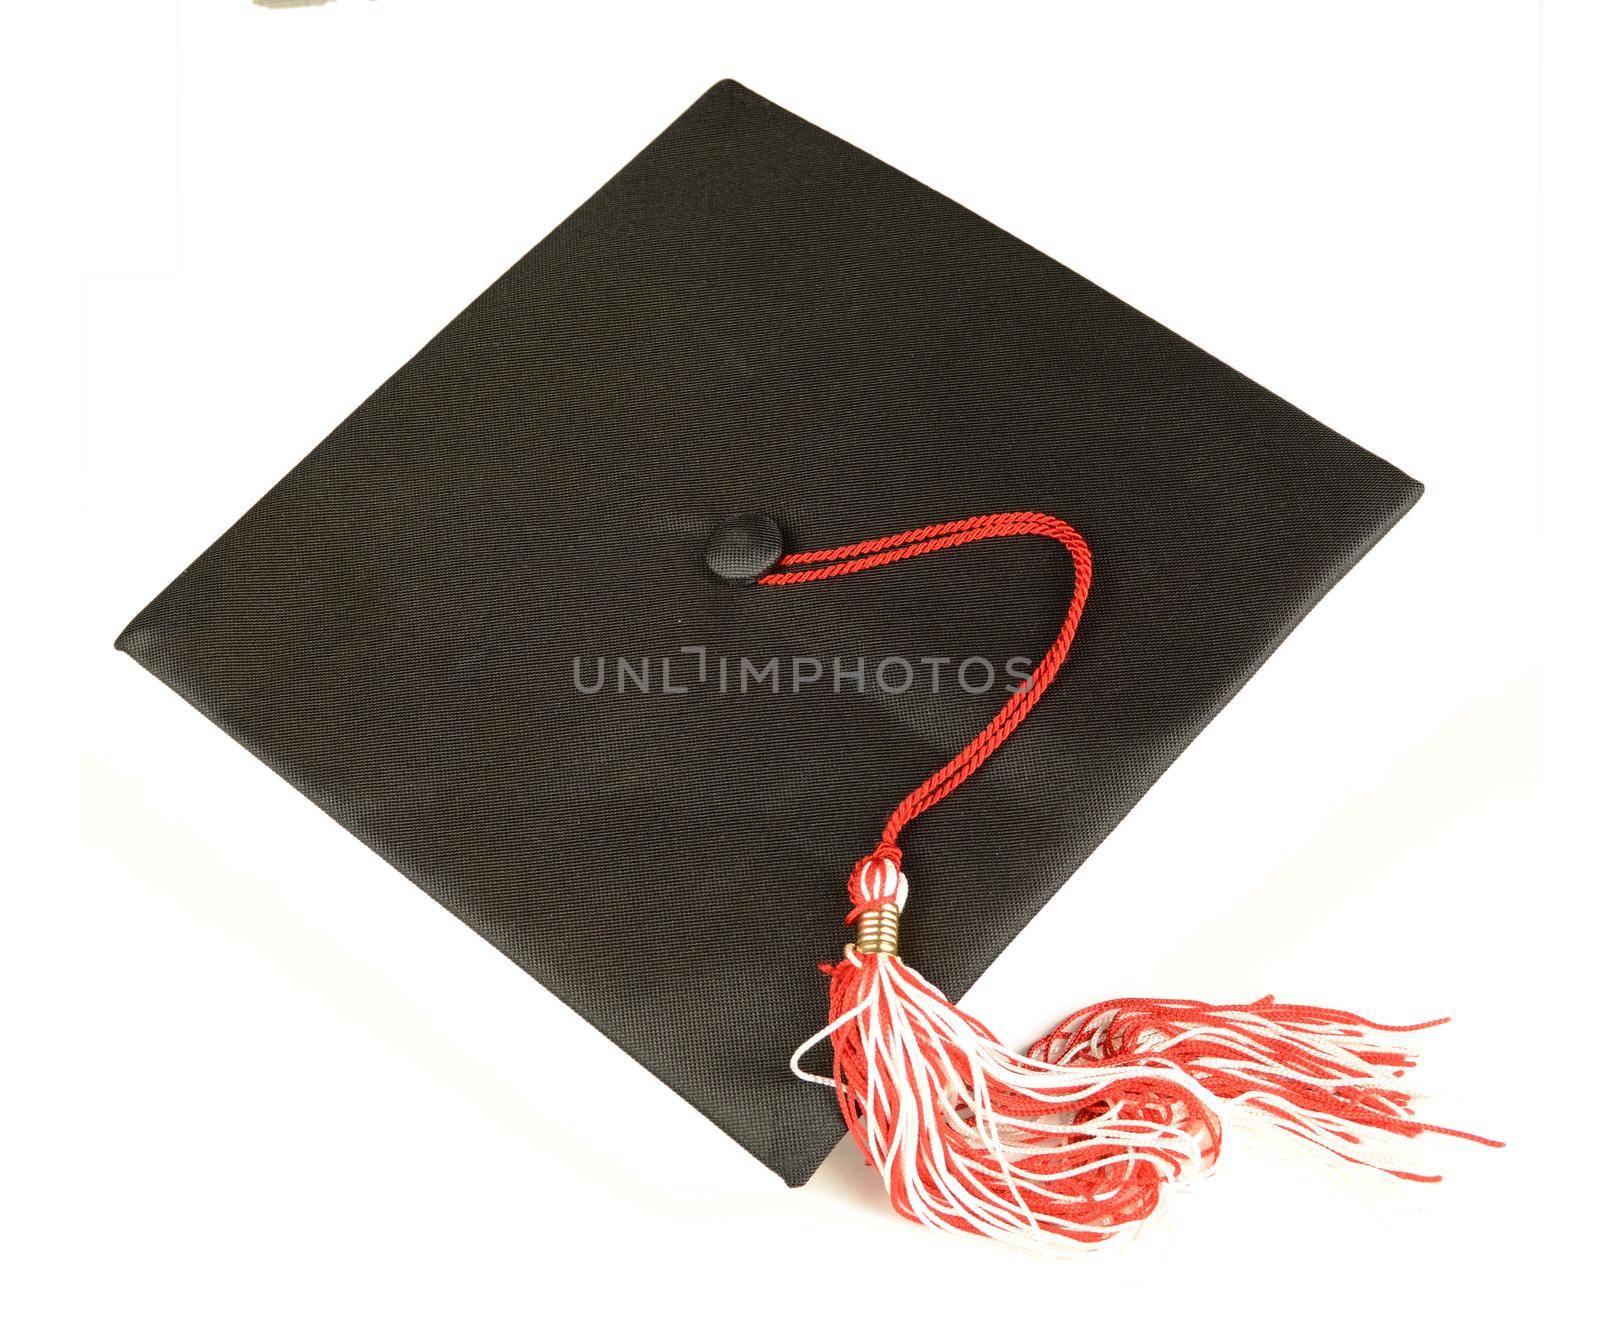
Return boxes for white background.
[8,1,1597,1335]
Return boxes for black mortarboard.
[117,81,1484,1247]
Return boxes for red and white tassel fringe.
[792,852,1498,1254]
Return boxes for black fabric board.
[116,80,1422,1186]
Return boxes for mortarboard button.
[703,513,784,585]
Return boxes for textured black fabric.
[117,80,1422,1187]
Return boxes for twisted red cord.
[759,512,1091,872]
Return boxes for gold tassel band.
[854,902,901,957]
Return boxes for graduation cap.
[117,80,1493,1252]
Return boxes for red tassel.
[769,516,1496,1251]
[792,857,1499,1253]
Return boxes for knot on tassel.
[844,843,905,956]
[846,842,902,914]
